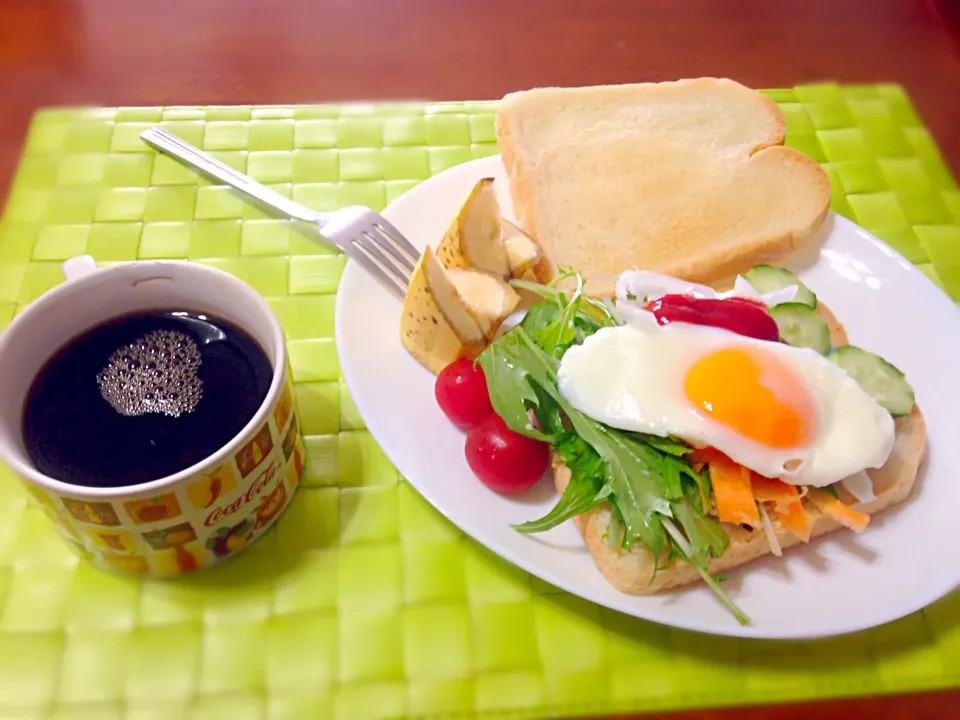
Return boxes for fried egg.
[556,321,895,487]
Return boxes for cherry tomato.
[434,357,494,430]
[465,413,549,493]
[644,294,780,342]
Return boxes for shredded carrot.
[686,449,710,474]
[809,489,870,533]
[707,451,760,526]
[690,447,724,465]
[749,474,814,541]
[776,498,814,542]
[750,475,801,513]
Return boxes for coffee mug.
[0,256,304,576]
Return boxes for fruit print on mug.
[102,551,150,574]
[253,475,287,529]
[282,420,305,490]
[235,424,274,477]
[206,518,255,557]
[281,418,298,460]
[205,472,289,558]
[186,461,237,509]
[154,543,206,574]
[201,440,296,561]
[142,522,201,573]
[62,498,121,526]
[273,381,294,433]
[286,450,303,489]
[88,528,137,552]
[124,492,182,524]
[141,522,197,550]
[25,401,303,576]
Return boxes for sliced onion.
[615,270,715,305]
[615,270,798,310]
[616,302,661,331]
[615,270,713,331]
[599,294,624,326]
[759,284,800,307]
[758,504,783,557]
[840,470,876,503]
[613,269,799,332]
[729,274,762,300]
[721,276,799,307]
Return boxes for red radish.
[434,357,493,430]
[465,413,549,493]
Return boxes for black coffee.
[22,311,273,488]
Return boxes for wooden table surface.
[1,0,959,718]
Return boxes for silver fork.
[140,126,418,298]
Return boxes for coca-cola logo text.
[204,460,279,527]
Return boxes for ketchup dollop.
[644,294,780,342]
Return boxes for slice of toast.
[552,303,926,593]
[495,79,831,296]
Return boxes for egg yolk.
[683,346,814,448]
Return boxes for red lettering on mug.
[204,460,280,527]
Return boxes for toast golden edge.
[550,302,927,594]
[494,79,830,287]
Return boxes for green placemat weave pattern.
[0,83,958,720]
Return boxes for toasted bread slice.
[495,79,831,296]
[552,303,926,593]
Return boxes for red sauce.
[644,294,780,342]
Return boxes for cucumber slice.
[828,345,915,416]
[743,265,816,307]
[769,303,831,354]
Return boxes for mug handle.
[61,255,99,282]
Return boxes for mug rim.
[0,258,288,499]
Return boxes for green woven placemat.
[0,83,958,720]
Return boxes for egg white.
[556,321,895,487]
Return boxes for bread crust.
[550,303,926,593]
[495,93,542,268]
[659,145,829,288]
[494,79,830,293]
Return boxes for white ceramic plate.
[336,155,960,639]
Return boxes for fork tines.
[337,214,420,298]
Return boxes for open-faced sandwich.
[398,79,925,624]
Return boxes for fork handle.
[140,127,323,224]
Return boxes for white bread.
[495,79,831,296]
[552,303,927,593]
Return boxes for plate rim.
[335,154,960,640]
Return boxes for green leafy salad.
[476,271,749,625]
